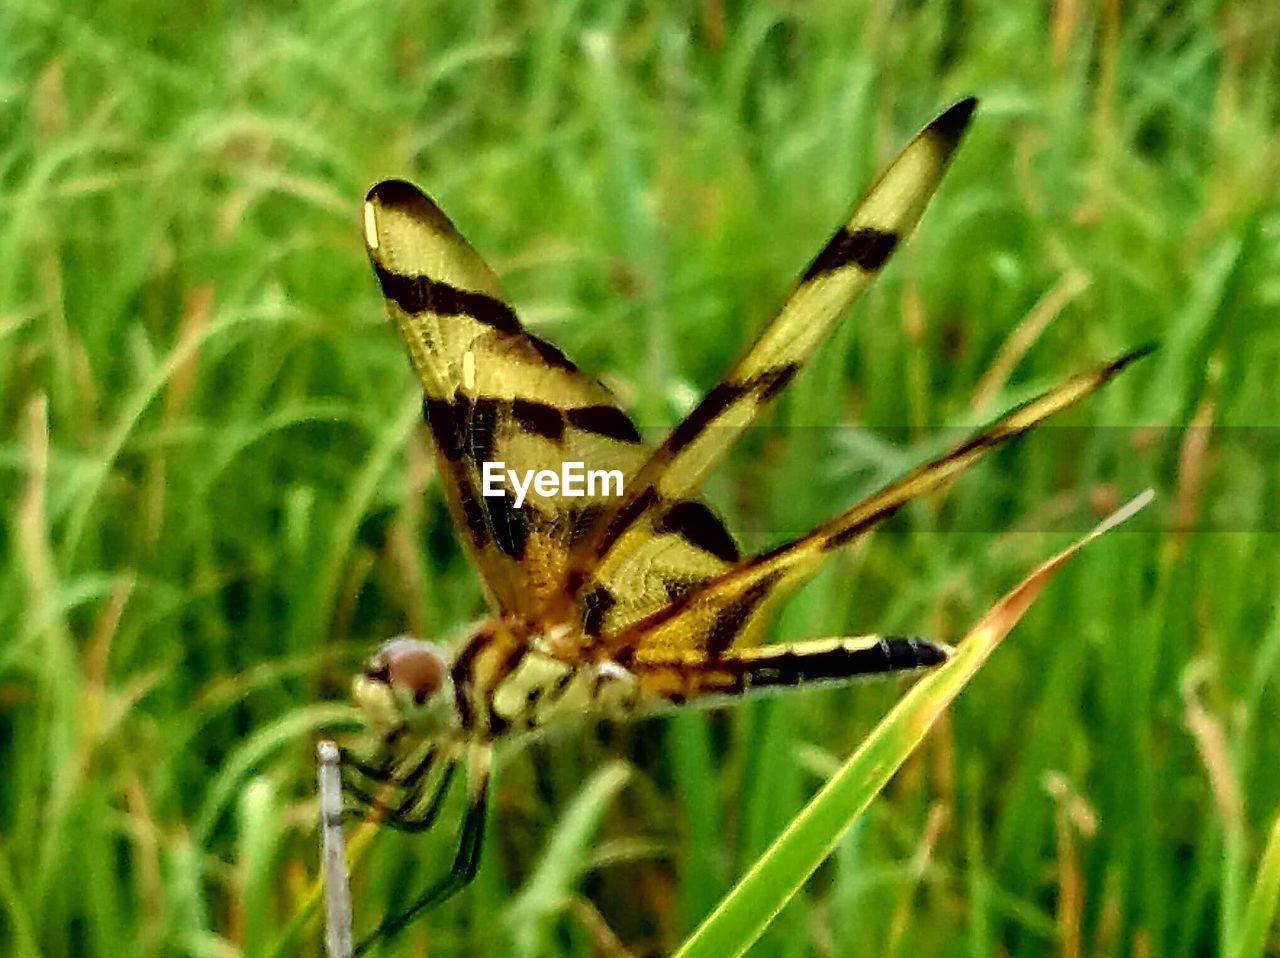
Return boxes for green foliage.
[1,0,1277,955]
[676,496,1152,958]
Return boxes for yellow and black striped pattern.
[605,347,1150,662]
[364,182,739,622]
[572,97,979,637]
[362,96,1147,704]
[630,634,949,704]
[350,97,1156,952]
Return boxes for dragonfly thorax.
[431,617,647,737]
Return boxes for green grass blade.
[673,491,1154,958]
[1231,811,1280,958]
[505,760,631,958]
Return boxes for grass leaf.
[1232,810,1280,958]
[673,491,1154,958]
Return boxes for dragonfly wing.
[364,182,742,621]
[570,99,978,637]
[604,348,1149,660]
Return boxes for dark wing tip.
[1094,342,1157,385]
[364,179,458,242]
[929,96,979,151]
[1112,341,1158,371]
[365,178,430,207]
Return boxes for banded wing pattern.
[606,347,1150,667]
[363,183,741,622]
[349,96,1149,952]
[574,97,978,638]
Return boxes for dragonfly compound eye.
[371,636,448,704]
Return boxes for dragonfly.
[342,97,1147,950]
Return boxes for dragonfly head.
[352,635,459,737]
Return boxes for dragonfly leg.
[387,760,457,832]
[339,743,456,833]
[337,743,399,784]
[353,783,488,955]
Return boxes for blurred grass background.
[2,0,1279,955]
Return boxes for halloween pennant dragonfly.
[343,97,1147,950]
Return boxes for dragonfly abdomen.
[631,635,950,704]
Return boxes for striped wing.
[572,97,978,638]
[602,349,1150,662]
[363,182,742,621]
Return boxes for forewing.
[364,182,631,616]
[572,98,978,631]
[363,181,741,621]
